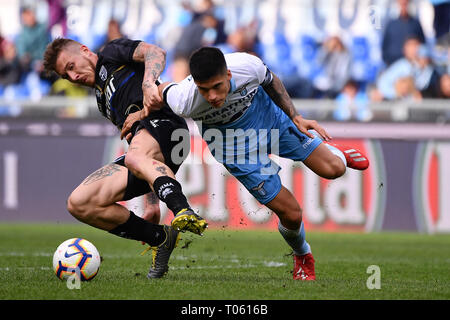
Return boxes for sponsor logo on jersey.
[193,88,257,124]
[148,119,171,128]
[234,83,249,96]
[104,76,116,119]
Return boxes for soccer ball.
[53,238,101,281]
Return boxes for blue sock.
[278,221,311,256]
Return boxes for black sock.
[109,211,166,246]
[153,176,190,214]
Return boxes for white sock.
[278,221,311,256]
[324,143,347,166]
[309,129,347,167]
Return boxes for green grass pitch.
[0,223,449,300]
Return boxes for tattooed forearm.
[144,55,163,84]
[262,73,299,119]
[133,42,166,83]
[83,164,122,185]
[144,52,162,80]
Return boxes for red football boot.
[325,142,370,170]
[293,253,316,281]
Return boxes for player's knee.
[124,150,151,178]
[124,151,142,176]
[290,205,303,227]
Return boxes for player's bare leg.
[67,163,131,230]
[265,186,302,230]
[303,143,347,179]
[124,128,175,183]
[324,141,370,170]
[67,163,179,278]
[265,186,315,281]
[142,192,161,224]
[139,192,161,247]
[303,139,369,180]
[125,128,207,235]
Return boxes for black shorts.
[133,111,190,174]
[113,154,151,201]
[117,111,190,201]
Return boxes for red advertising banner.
[1,118,449,234]
[414,142,450,233]
[112,135,386,233]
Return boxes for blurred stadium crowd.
[0,0,449,120]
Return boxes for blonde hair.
[43,38,81,75]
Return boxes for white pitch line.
[0,261,286,272]
[0,251,288,272]
[171,261,286,271]
[0,266,52,271]
[0,251,288,263]
[0,252,52,257]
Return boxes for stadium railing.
[0,96,449,123]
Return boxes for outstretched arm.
[120,82,171,141]
[262,72,332,141]
[132,42,166,116]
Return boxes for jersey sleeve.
[242,53,273,86]
[98,38,141,64]
[162,76,195,117]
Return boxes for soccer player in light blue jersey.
[122,47,369,280]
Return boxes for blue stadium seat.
[13,84,29,98]
[290,34,321,80]
[143,32,156,45]
[350,36,379,83]
[66,32,81,43]
[300,35,318,62]
[39,79,51,96]
[352,36,369,61]
[91,33,107,51]
[261,32,298,77]
[274,32,291,60]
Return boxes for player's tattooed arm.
[263,72,332,141]
[132,42,166,81]
[132,42,166,116]
[262,72,298,119]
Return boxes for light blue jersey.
[164,52,322,204]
